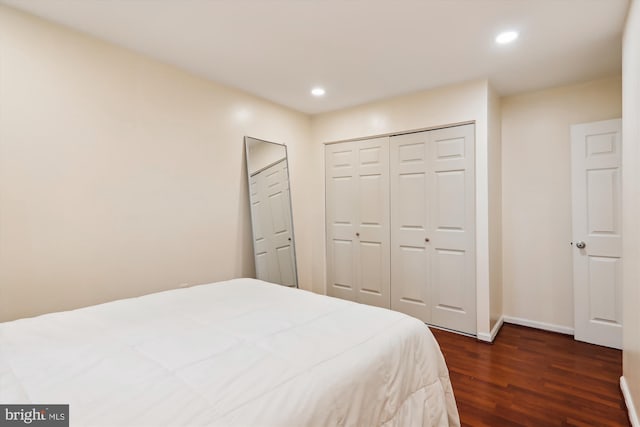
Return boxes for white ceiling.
[1,0,629,114]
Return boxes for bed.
[0,278,460,426]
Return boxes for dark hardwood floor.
[431,323,630,427]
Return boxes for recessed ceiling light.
[495,31,519,45]
[311,87,326,97]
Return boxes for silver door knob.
[575,241,586,249]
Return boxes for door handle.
[575,241,586,249]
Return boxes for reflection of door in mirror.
[245,137,298,287]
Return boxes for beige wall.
[501,76,622,329]
[488,84,503,330]
[622,0,640,419]
[311,79,496,338]
[0,6,313,322]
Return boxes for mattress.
[0,278,460,426]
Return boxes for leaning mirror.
[245,137,298,287]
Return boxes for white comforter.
[0,278,459,426]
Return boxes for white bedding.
[0,278,459,426]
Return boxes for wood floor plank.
[431,324,630,427]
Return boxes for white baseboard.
[502,315,574,335]
[477,315,504,343]
[621,376,640,427]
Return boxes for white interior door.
[427,125,476,335]
[354,138,390,308]
[325,138,390,308]
[390,131,432,321]
[326,141,359,301]
[390,124,476,334]
[251,159,296,286]
[571,118,622,349]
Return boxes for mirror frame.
[244,136,298,288]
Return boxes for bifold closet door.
[325,137,390,308]
[390,124,476,334]
[389,131,431,321]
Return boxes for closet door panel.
[331,177,354,238]
[429,125,476,334]
[359,242,385,296]
[331,240,355,292]
[394,245,430,316]
[355,138,390,308]
[433,249,466,309]
[435,171,465,229]
[390,133,430,321]
[325,143,358,301]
